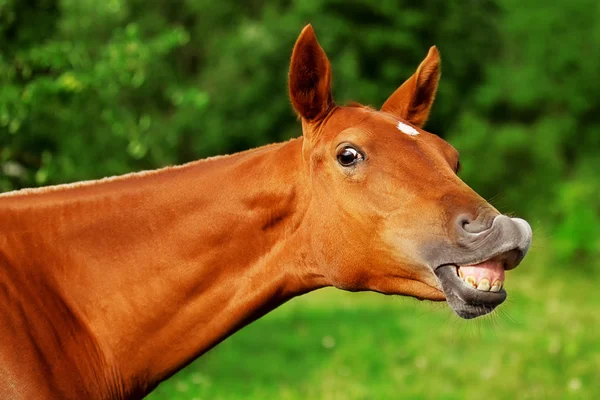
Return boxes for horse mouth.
[434,253,517,319]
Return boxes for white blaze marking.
[397,121,419,136]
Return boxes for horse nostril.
[460,218,469,229]
[457,212,496,235]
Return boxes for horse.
[0,25,531,399]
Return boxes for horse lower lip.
[435,264,507,319]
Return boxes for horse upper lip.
[435,248,521,271]
[425,216,532,274]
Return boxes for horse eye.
[337,146,363,167]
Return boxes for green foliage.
[0,1,597,258]
[449,0,600,262]
[0,0,200,188]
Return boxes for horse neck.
[1,137,327,398]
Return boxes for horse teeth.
[458,268,502,292]
[477,278,490,291]
[465,275,477,288]
[490,280,503,292]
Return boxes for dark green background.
[1,1,598,398]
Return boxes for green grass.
[146,245,600,400]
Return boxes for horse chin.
[435,264,507,319]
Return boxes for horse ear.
[289,25,334,123]
[381,46,441,127]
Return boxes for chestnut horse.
[0,25,531,399]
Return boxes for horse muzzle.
[426,216,532,318]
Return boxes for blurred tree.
[449,0,600,263]
[0,0,197,189]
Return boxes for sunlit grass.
[147,244,599,400]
